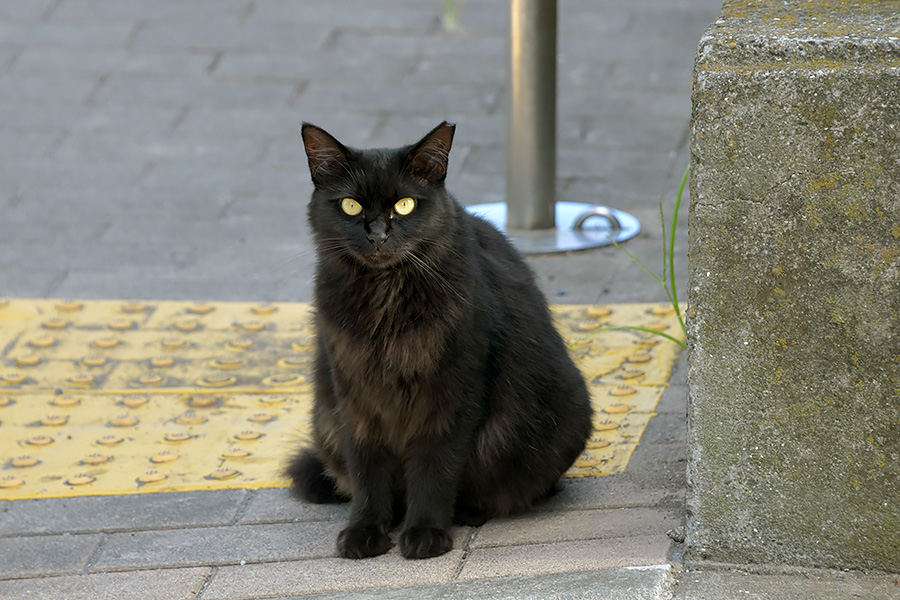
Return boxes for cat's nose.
[366,220,389,248]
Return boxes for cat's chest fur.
[317,260,468,385]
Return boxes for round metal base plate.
[465,201,641,255]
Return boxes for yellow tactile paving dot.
[0,298,684,500]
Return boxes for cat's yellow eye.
[394,197,416,216]
[340,198,362,216]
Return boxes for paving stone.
[53,268,277,303]
[619,443,688,492]
[201,551,465,599]
[0,267,65,297]
[326,29,506,60]
[547,476,685,512]
[640,411,688,446]
[0,533,103,579]
[457,535,672,581]
[0,203,110,241]
[0,20,135,47]
[54,130,266,165]
[0,0,54,20]
[376,115,507,148]
[245,1,440,30]
[92,522,343,571]
[13,47,216,76]
[296,81,499,117]
[0,159,145,190]
[0,128,58,159]
[238,488,349,525]
[137,163,307,197]
[133,21,330,53]
[0,239,194,272]
[472,508,679,549]
[558,6,632,35]
[214,50,416,83]
[406,54,506,86]
[0,72,97,104]
[0,104,181,133]
[0,490,248,535]
[178,107,378,142]
[0,567,210,600]
[50,0,250,23]
[94,74,298,108]
[296,566,675,600]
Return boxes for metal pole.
[507,0,557,231]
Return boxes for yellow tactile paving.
[0,298,684,500]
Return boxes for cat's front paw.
[337,524,393,559]
[399,526,453,559]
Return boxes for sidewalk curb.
[296,565,676,600]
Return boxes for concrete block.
[472,508,679,549]
[201,552,465,599]
[0,568,210,600]
[0,490,248,535]
[457,535,672,581]
[0,533,102,579]
[688,0,900,572]
[92,522,343,571]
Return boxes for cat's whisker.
[404,250,469,306]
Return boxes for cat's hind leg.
[452,497,489,527]
[286,450,348,504]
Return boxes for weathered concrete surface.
[687,0,900,572]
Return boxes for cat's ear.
[301,123,351,186]
[405,122,455,185]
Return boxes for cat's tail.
[285,450,349,504]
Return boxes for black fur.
[288,122,593,560]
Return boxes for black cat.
[287,122,593,560]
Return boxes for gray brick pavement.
[0,533,103,579]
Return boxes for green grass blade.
[669,166,689,336]
[572,325,687,349]
[606,236,666,287]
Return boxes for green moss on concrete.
[695,0,900,71]
[688,0,900,573]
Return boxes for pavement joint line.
[82,532,110,576]
[193,565,219,600]
[230,488,258,526]
[453,528,481,580]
